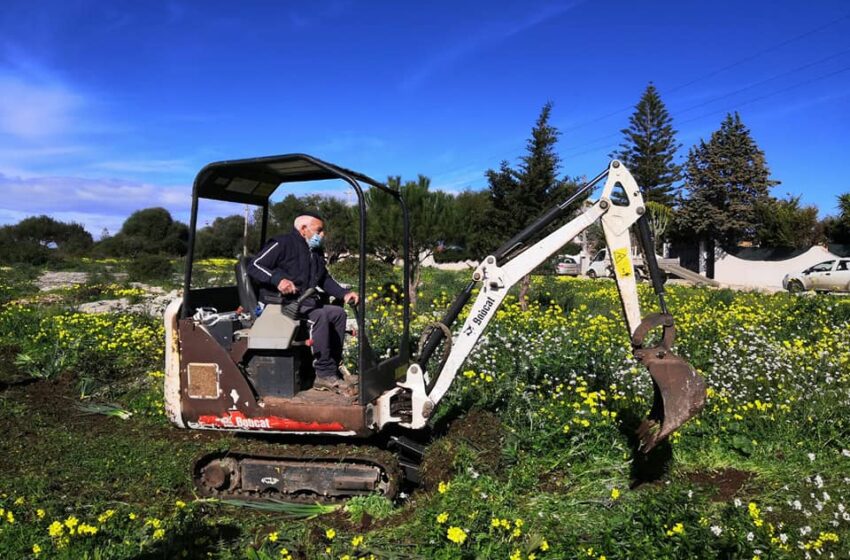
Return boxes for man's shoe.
[313,375,338,391]
[314,375,358,397]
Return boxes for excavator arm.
[374,161,705,452]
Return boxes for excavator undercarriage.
[193,447,402,502]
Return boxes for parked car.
[555,256,580,276]
[783,259,850,293]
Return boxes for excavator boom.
[376,160,706,451]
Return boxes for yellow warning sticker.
[612,247,633,278]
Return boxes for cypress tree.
[677,112,779,248]
[615,83,682,206]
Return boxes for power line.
[562,64,850,160]
[557,11,850,134]
[559,48,850,156]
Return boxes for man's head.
[294,213,324,246]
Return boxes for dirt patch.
[420,408,505,490]
[686,468,754,502]
[538,469,570,493]
[0,344,26,386]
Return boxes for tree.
[485,102,581,308]
[676,113,779,259]
[448,190,493,258]
[824,193,850,245]
[95,207,188,257]
[613,84,682,206]
[754,196,821,249]
[195,215,248,258]
[13,215,93,255]
[366,176,455,305]
[645,201,673,252]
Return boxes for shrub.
[127,254,174,282]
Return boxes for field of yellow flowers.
[0,263,848,559]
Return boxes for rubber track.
[192,444,401,504]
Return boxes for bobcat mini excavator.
[164,154,706,501]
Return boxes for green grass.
[0,267,849,558]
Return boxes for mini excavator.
[163,154,706,501]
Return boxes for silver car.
[783,259,850,293]
[555,256,581,276]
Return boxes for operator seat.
[235,256,259,320]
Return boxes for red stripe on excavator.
[197,411,345,431]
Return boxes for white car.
[783,259,850,293]
[555,257,580,276]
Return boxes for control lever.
[281,287,317,319]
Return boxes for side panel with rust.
[177,318,371,436]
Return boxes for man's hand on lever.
[343,291,359,305]
[277,279,298,295]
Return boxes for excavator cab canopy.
[182,153,411,403]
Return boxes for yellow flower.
[610,488,621,500]
[64,516,78,530]
[129,513,137,520]
[97,510,115,524]
[32,543,42,556]
[175,499,186,508]
[436,512,449,524]
[666,522,685,537]
[6,511,14,524]
[14,497,24,505]
[325,528,336,540]
[153,528,165,540]
[509,549,522,560]
[36,509,45,519]
[438,481,449,494]
[351,535,364,547]
[268,531,278,542]
[78,523,98,536]
[447,526,467,545]
[48,521,64,538]
[540,539,550,551]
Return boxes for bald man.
[248,211,360,394]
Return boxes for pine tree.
[486,102,578,308]
[614,84,682,206]
[487,102,568,239]
[677,112,779,248]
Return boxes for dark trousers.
[300,298,347,378]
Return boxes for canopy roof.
[193,153,389,205]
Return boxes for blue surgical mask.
[307,233,323,249]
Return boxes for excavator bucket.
[632,314,706,452]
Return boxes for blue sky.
[1,0,848,237]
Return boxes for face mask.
[307,233,323,249]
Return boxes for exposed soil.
[0,344,26,386]
[420,408,505,490]
[686,468,754,502]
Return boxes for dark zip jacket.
[248,228,347,303]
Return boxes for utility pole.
[243,204,249,256]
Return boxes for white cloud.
[0,172,255,238]
[0,75,84,140]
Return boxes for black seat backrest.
[235,256,259,317]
